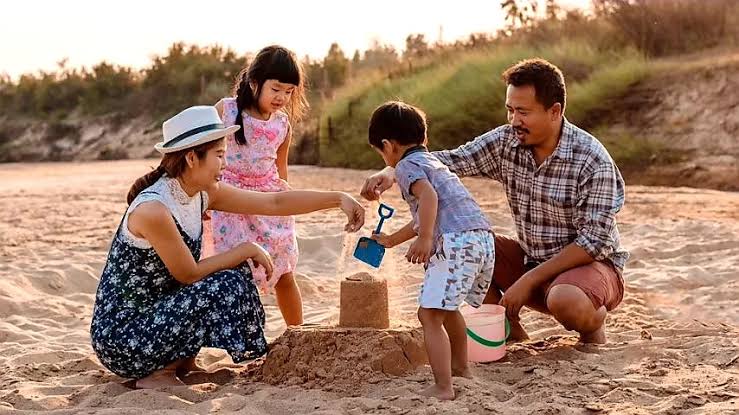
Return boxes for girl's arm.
[127,201,272,284]
[276,125,292,181]
[207,183,365,232]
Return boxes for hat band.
[164,123,225,148]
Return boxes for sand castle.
[260,272,427,386]
[339,272,390,329]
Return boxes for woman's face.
[189,139,227,189]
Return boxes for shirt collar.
[400,144,428,161]
[511,118,573,160]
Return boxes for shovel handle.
[374,203,394,234]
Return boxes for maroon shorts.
[491,235,624,311]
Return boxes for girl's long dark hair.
[232,45,308,145]
[126,139,223,205]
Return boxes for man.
[361,59,628,344]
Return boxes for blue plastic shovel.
[353,203,394,268]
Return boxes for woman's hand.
[339,193,365,232]
[237,242,274,281]
[360,167,395,201]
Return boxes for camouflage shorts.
[418,230,495,310]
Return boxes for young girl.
[207,45,309,326]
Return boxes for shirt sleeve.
[573,161,625,261]
[431,127,505,182]
[395,160,430,197]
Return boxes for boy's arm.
[406,179,438,264]
[373,220,417,248]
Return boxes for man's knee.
[546,284,600,331]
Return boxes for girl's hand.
[405,236,434,264]
[371,232,396,248]
[238,242,274,280]
[339,193,365,232]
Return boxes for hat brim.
[155,125,240,154]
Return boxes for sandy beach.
[0,160,737,414]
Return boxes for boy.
[367,101,495,400]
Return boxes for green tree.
[323,43,349,88]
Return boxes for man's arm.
[432,128,504,181]
[572,162,624,262]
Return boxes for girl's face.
[255,79,296,115]
[188,139,227,189]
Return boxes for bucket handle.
[466,318,510,348]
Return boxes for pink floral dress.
[206,97,298,291]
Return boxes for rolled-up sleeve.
[395,160,428,196]
[573,162,625,260]
[432,128,504,182]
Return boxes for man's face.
[505,84,560,147]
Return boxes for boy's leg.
[417,307,455,400]
[443,310,471,378]
[274,272,303,326]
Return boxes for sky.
[1,0,591,79]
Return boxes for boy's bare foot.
[578,325,607,344]
[135,369,184,389]
[451,366,473,379]
[508,320,530,342]
[418,384,455,400]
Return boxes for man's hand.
[499,275,536,322]
[405,236,434,264]
[360,167,395,201]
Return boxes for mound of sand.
[259,325,427,389]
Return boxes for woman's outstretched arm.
[207,183,365,232]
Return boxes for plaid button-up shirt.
[433,119,629,272]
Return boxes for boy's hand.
[405,236,434,264]
[371,232,396,248]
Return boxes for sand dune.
[1,160,737,414]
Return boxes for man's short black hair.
[502,58,566,110]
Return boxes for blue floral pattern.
[90,190,267,380]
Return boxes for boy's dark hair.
[368,101,427,148]
[502,58,566,110]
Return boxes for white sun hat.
[155,106,240,154]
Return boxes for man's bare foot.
[135,369,184,389]
[418,384,455,400]
[579,325,607,344]
[508,320,530,342]
[451,366,473,379]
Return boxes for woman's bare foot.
[418,384,455,400]
[135,369,184,389]
[176,357,207,378]
[451,366,473,379]
[579,325,607,344]
[508,320,530,342]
